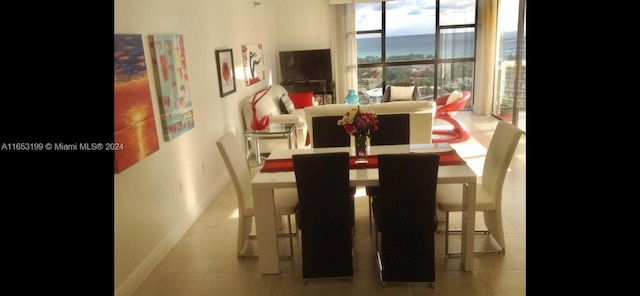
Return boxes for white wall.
[273,0,333,81]
[113,0,331,295]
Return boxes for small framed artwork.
[215,49,236,97]
[323,94,333,105]
[313,94,324,105]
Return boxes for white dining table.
[250,143,477,274]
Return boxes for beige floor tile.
[133,273,206,296]
[194,273,272,296]
[477,270,526,296]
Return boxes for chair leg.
[368,196,373,233]
[287,214,294,259]
[445,212,450,256]
[443,212,505,256]
[238,216,254,258]
[374,226,377,252]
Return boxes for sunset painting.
[114,34,160,174]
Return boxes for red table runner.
[260,150,466,173]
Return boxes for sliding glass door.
[492,0,526,132]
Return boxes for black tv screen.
[279,49,332,83]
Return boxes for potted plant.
[499,97,514,117]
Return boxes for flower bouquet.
[337,106,379,163]
[336,106,379,136]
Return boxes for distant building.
[497,60,526,110]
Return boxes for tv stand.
[280,80,335,105]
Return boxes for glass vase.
[354,133,369,164]
[344,89,359,105]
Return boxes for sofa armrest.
[269,114,304,126]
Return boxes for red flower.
[337,107,379,136]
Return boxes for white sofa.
[243,84,435,154]
[303,100,435,147]
[242,84,309,154]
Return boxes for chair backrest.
[369,114,410,146]
[292,152,353,279]
[304,104,355,147]
[368,100,435,144]
[375,153,439,282]
[482,121,523,204]
[216,132,253,213]
[293,152,352,230]
[381,82,419,103]
[311,116,351,148]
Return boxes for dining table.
[250,143,478,274]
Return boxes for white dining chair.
[436,121,523,256]
[216,131,298,259]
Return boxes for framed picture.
[215,49,236,97]
[323,94,333,105]
[313,94,324,105]
[241,43,265,86]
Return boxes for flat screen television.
[279,49,332,83]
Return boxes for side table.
[243,123,297,165]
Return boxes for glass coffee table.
[243,123,297,165]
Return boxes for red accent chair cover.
[432,91,471,143]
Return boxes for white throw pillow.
[389,86,415,101]
[280,94,295,114]
[444,91,464,116]
[446,91,463,105]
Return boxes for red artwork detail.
[250,86,271,131]
[160,55,168,81]
[222,62,230,84]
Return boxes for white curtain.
[330,3,357,103]
[473,0,499,115]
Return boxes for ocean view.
[357,31,523,60]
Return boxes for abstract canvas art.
[241,43,265,86]
[149,34,196,141]
[114,34,160,174]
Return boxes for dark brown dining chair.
[372,153,439,288]
[310,115,357,213]
[311,116,351,148]
[293,152,354,284]
[368,114,410,146]
[366,114,410,231]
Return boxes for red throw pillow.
[288,92,314,109]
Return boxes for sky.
[356,0,519,37]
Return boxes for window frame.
[355,0,477,108]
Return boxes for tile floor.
[133,111,526,296]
